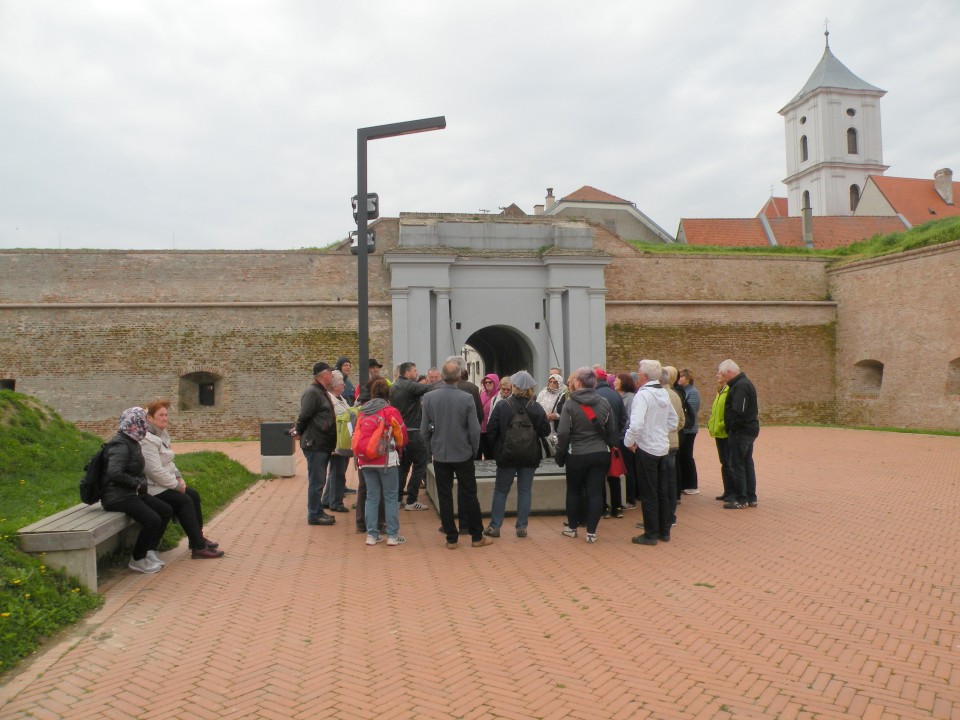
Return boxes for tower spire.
[824,18,830,48]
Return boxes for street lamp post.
[355,116,446,390]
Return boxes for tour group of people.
[295,353,760,548]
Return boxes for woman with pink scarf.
[478,372,500,459]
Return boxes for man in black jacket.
[390,361,434,510]
[295,362,337,526]
[718,359,760,509]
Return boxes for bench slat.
[19,504,135,551]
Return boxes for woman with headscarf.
[536,373,565,431]
[141,399,224,560]
[100,407,173,574]
[478,373,500,459]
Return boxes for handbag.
[540,433,558,459]
[608,446,626,477]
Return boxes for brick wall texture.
[2,236,956,439]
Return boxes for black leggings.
[102,494,172,560]
[156,487,207,550]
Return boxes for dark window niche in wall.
[180,372,223,411]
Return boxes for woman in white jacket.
[141,399,224,560]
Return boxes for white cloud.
[1,0,958,249]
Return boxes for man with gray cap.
[294,362,337,526]
[483,370,551,538]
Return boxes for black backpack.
[500,399,540,467]
[79,444,108,505]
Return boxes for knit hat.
[509,370,536,391]
[312,362,331,375]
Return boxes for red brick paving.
[1,427,958,719]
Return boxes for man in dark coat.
[295,362,337,526]
[718,359,760,509]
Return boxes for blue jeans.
[363,465,400,539]
[488,465,536,530]
[322,454,348,507]
[304,449,331,520]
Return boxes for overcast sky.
[2,0,958,250]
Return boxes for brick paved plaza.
[1,427,958,719]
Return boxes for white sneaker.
[128,557,161,574]
[386,536,406,546]
[365,535,383,546]
[682,488,700,495]
[586,533,598,544]
[561,526,578,538]
[146,550,165,567]
[404,501,429,511]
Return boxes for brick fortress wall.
[2,232,954,438]
[828,239,960,430]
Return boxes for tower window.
[800,115,807,124]
[800,135,809,162]
[850,184,860,211]
[846,108,856,117]
[802,190,811,211]
[847,128,858,154]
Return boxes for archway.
[465,325,535,382]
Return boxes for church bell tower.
[779,31,888,216]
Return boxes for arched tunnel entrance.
[464,325,535,382]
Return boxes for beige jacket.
[665,387,685,450]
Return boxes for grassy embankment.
[630,215,960,261]
[0,390,263,674]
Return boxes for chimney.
[801,206,814,248]
[533,204,544,215]
[545,187,555,209]
[934,168,954,205]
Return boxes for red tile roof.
[767,216,907,248]
[560,186,631,204]
[868,176,960,226]
[679,219,771,247]
[679,216,906,249]
[757,197,789,219]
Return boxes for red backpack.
[351,410,403,461]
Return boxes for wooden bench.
[18,504,139,592]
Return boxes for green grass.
[631,216,960,261]
[0,390,263,673]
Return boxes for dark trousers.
[434,459,483,544]
[621,442,638,504]
[727,432,757,503]
[605,474,622,514]
[398,431,428,505]
[323,454,348,506]
[101,493,172,560]
[715,437,733,498]
[354,467,385,532]
[565,451,608,535]
[635,448,671,539]
[663,448,679,523]
[677,431,698,491]
[156,487,206,550]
